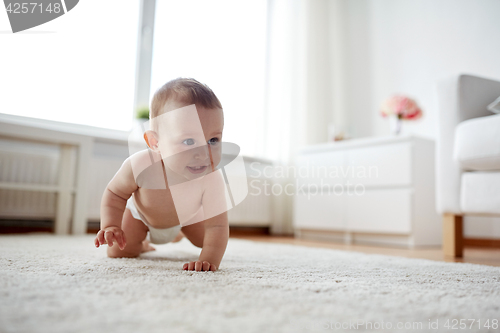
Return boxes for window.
[0,0,140,131]
[150,0,267,157]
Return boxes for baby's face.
[156,104,223,182]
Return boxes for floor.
[230,233,500,267]
[3,223,500,267]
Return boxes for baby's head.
[144,78,224,181]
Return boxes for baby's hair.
[149,78,222,133]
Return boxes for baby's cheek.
[159,143,183,158]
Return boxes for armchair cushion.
[454,113,500,171]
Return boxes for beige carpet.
[1,234,499,333]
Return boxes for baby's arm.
[183,171,229,271]
[187,211,229,271]
[94,157,138,250]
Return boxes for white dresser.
[293,135,441,248]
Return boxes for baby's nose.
[193,145,209,159]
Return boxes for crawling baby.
[94,78,229,272]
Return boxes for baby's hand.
[183,261,217,272]
[94,226,126,250]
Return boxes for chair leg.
[443,214,463,257]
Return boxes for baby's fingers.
[194,261,203,271]
[104,230,115,247]
[202,261,210,271]
[96,230,106,247]
[188,261,196,271]
[114,231,126,250]
[183,261,216,271]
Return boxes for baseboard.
[2,221,271,238]
[295,228,421,248]
[0,219,53,234]
[464,238,500,249]
[229,226,270,237]
[90,223,271,237]
[4,219,500,249]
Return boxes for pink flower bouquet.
[380,95,422,120]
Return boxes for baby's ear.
[144,130,160,152]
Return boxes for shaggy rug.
[0,234,499,333]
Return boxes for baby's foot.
[172,230,184,243]
[141,239,156,253]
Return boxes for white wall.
[340,0,500,139]
[333,0,500,238]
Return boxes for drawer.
[347,188,412,234]
[293,192,346,230]
[346,142,412,187]
[295,151,345,187]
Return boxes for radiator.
[226,159,273,226]
[0,138,124,221]
[0,139,273,227]
[0,140,59,219]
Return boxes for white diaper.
[126,197,182,245]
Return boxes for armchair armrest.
[435,74,500,215]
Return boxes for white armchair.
[436,74,500,257]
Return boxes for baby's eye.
[182,138,195,145]
[208,138,219,145]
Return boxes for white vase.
[389,115,402,135]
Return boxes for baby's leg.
[171,230,184,243]
[107,208,149,258]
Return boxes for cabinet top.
[297,134,434,155]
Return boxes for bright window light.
[150,0,267,157]
[0,0,140,131]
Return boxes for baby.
[94,78,229,272]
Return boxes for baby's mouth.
[187,165,208,174]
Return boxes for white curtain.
[262,0,308,234]
[263,0,338,233]
[263,0,308,166]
